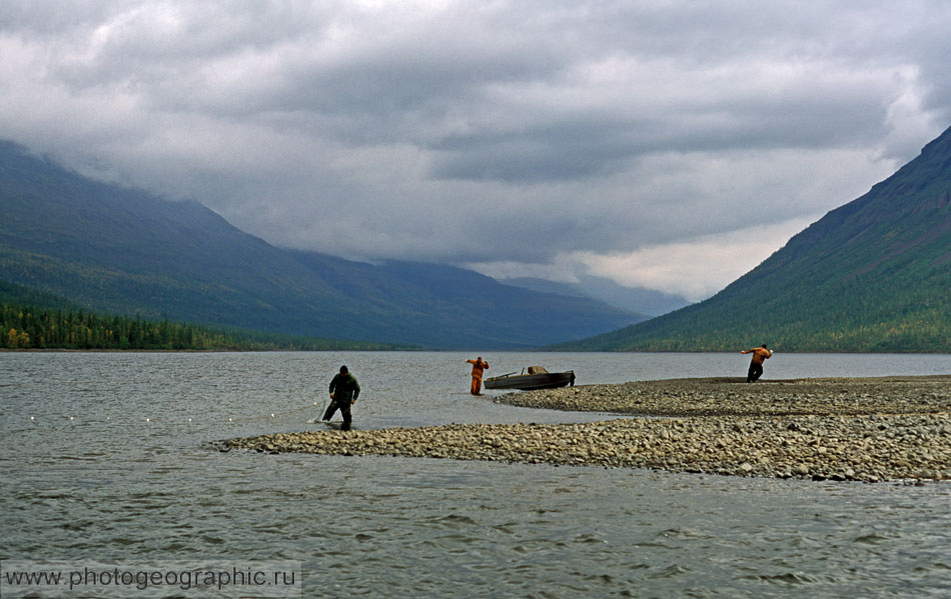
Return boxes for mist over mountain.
[557,126,951,352]
[0,141,638,349]
[502,276,689,317]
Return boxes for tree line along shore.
[0,301,397,351]
[222,375,951,483]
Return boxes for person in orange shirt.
[466,356,489,395]
[741,345,773,382]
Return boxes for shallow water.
[2,351,950,598]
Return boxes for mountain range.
[557,126,951,352]
[0,140,642,349]
[6,124,948,353]
[501,276,689,317]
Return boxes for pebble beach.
[223,375,951,483]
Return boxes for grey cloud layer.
[1,0,949,289]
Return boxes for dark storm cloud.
[1,0,950,297]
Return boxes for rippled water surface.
[2,352,950,598]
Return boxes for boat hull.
[484,371,575,391]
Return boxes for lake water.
[1,351,950,598]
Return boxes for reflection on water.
[1,351,950,598]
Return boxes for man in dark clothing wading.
[323,365,361,430]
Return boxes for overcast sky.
[2,1,949,301]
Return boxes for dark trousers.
[747,363,764,383]
[322,400,352,430]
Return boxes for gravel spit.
[221,375,951,483]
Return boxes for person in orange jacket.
[741,345,773,382]
[466,356,489,395]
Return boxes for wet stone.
[223,375,951,484]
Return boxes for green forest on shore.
[0,300,402,351]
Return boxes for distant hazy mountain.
[556,126,951,352]
[502,276,689,317]
[0,140,637,349]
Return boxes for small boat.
[484,366,575,391]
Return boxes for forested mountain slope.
[557,126,951,352]
[0,141,638,349]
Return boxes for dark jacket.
[329,373,361,404]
